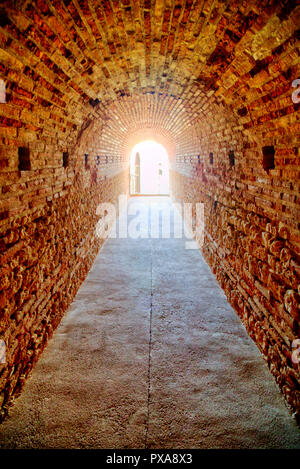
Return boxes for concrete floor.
[0,197,299,449]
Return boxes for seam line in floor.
[145,240,153,449]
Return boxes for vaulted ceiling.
[0,0,299,162]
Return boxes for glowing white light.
[130,140,169,194]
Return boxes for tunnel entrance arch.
[129,140,170,196]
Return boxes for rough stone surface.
[0,198,299,449]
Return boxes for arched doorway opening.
[129,140,170,195]
[130,151,141,194]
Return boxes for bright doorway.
[130,140,170,195]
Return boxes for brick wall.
[0,110,129,419]
[170,59,300,416]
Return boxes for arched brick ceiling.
[1,0,298,167]
[99,93,186,162]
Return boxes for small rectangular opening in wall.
[89,98,99,107]
[96,155,100,165]
[262,146,275,172]
[197,155,201,164]
[229,150,235,167]
[63,152,69,168]
[0,10,11,27]
[209,152,213,165]
[18,147,31,171]
[85,153,89,169]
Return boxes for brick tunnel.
[0,0,299,449]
